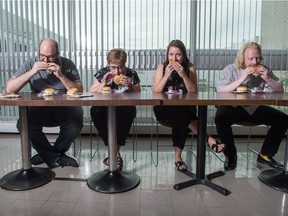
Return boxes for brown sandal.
[103,156,123,171]
[117,156,123,171]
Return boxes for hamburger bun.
[113,74,127,85]
[236,86,248,93]
[43,88,55,95]
[46,69,53,74]
[169,60,179,64]
[67,88,78,96]
[102,86,112,93]
[251,64,261,77]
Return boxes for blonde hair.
[107,48,127,65]
[235,42,263,68]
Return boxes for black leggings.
[90,106,136,146]
[215,105,288,157]
[154,105,197,149]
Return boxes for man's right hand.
[32,61,49,74]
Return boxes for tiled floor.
[0,133,287,216]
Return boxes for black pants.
[17,106,83,166]
[153,105,197,149]
[90,106,136,146]
[215,105,288,158]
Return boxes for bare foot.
[207,136,225,153]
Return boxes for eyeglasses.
[109,66,126,71]
[39,53,56,62]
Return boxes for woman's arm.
[152,64,171,92]
[182,63,198,93]
[89,79,105,93]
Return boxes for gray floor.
[0,133,287,216]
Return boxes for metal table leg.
[0,106,55,191]
[173,105,231,196]
[258,136,288,192]
[87,106,140,193]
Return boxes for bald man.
[6,38,83,168]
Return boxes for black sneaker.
[31,154,44,165]
[224,155,237,170]
[257,154,283,169]
[57,154,79,167]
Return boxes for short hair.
[165,39,190,68]
[235,42,263,68]
[38,38,60,56]
[107,48,127,65]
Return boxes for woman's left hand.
[120,76,132,86]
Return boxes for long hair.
[235,42,263,68]
[164,40,190,68]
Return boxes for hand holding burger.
[113,74,128,85]
[250,64,261,77]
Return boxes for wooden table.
[161,91,284,196]
[258,93,288,193]
[1,91,287,194]
[0,92,162,193]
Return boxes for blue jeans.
[17,106,83,166]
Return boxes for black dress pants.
[90,106,136,146]
[215,105,288,158]
[153,105,197,149]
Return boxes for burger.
[251,64,260,77]
[113,74,127,85]
[236,86,248,93]
[102,86,112,93]
[67,88,79,96]
[46,69,53,74]
[43,88,55,95]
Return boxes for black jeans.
[90,106,136,146]
[215,105,288,158]
[153,105,197,149]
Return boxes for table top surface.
[0,92,287,106]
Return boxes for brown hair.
[107,48,127,65]
[165,39,190,68]
[235,42,263,68]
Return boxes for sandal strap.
[103,157,109,166]
[208,140,225,153]
[174,161,187,171]
[117,156,123,171]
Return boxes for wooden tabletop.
[0,92,287,107]
[0,92,162,107]
[161,92,288,106]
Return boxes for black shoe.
[31,154,44,165]
[224,155,237,170]
[57,154,79,167]
[257,154,283,169]
[48,162,60,169]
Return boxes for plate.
[165,90,183,94]
[231,90,248,94]
[63,93,94,98]
[0,92,21,98]
[100,90,112,94]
